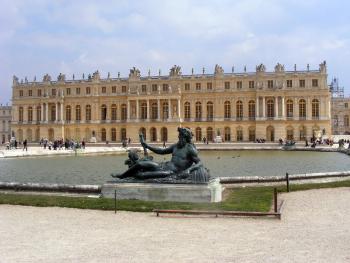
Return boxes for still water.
[0,150,349,185]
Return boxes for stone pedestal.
[101,178,223,203]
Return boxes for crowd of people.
[39,138,86,151]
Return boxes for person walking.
[23,139,28,151]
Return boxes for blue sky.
[1,0,350,104]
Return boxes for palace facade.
[0,104,11,143]
[331,97,350,135]
[11,62,331,143]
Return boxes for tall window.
[207,102,213,120]
[101,105,107,121]
[299,99,306,118]
[267,80,273,88]
[141,102,147,119]
[162,84,169,92]
[312,99,319,119]
[141,85,147,93]
[195,102,202,120]
[286,99,293,118]
[28,107,33,122]
[195,127,202,141]
[345,115,349,127]
[267,99,274,118]
[312,79,318,87]
[150,127,157,142]
[28,90,32,96]
[76,87,80,95]
[224,101,231,119]
[236,81,242,89]
[249,127,255,141]
[86,87,91,94]
[36,106,41,121]
[111,104,117,121]
[299,79,305,87]
[66,106,71,121]
[224,127,231,141]
[75,105,81,121]
[162,102,169,119]
[286,80,292,88]
[196,83,201,91]
[236,100,243,120]
[112,86,116,93]
[287,128,294,140]
[152,84,158,92]
[185,83,190,91]
[37,89,42,96]
[207,82,213,90]
[101,128,106,142]
[249,81,255,89]
[248,100,255,120]
[121,104,127,121]
[207,127,213,141]
[122,86,127,93]
[51,105,56,121]
[184,102,191,119]
[236,128,243,141]
[224,82,230,90]
[151,102,158,119]
[85,105,91,121]
[111,128,116,142]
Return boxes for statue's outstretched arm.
[139,133,173,154]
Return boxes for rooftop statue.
[256,63,266,72]
[169,65,182,77]
[13,75,19,85]
[111,127,210,184]
[92,70,100,80]
[43,74,52,82]
[214,64,224,75]
[274,63,285,73]
[129,67,141,78]
[319,60,327,73]
[57,73,66,82]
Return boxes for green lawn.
[0,180,349,212]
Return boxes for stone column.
[262,97,265,118]
[41,104,44,122]
[60,102,64,122]
[256,97,260,119]
[33,105,37,122]
[147,100,150,120]
[46,103,49,122]
[168,99,172,120]
[275,97,278,119]
[55,102,58,122]
[294,98,299,119]
[282,97,285,118]
[307,97,312,120]
[127,100,130,120]
[136,99,139,120]
[157,99,161,121]
[178,98,181,121]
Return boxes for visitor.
[305,139,309,147]
[14,140,18,149]
[23,139,28,151]
[128,137,131,144]
[163,141,166,148]
[82,139,85,149]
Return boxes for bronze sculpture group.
[111,127,210,183]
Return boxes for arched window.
[207,101,214,120]
[162,102,169,119]
[248,100,255,120]
[312,99,319,119]
[161,127,168,142]
[195,102,202,120]
[299,126,306,140]
[236,100,243,120]
[101,104,107,121]
[28,107,33,122]
[286,127,294,140]
[344,115,349,127]
[236,127,243,141]
[101,128,106,142]
[224,127,231,141]
[111,104,117,121]
[184,102,191,119]
[85,105,91,121]
[224,101,231,119]
[75,105,81,121]
[19,107,23,122]
[121,104,127,121]
[286,99,293,118]
[249,127,255,141]
[66,106,71,122]
[150,127,157,142]
[111,128,116,142]
[141,102,147,119]
[206,127,213,141]
[139,127,146,141]
[121,128,127,141]
[151,102,158,119]
[299,99,306,119]
[267,99,274,118]
[195,127,202,141]
[36,106,41,122]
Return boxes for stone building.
[11,62,331,143]
[331,97,350,135]
[0,104,12,144]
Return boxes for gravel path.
[0,188,349,263]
